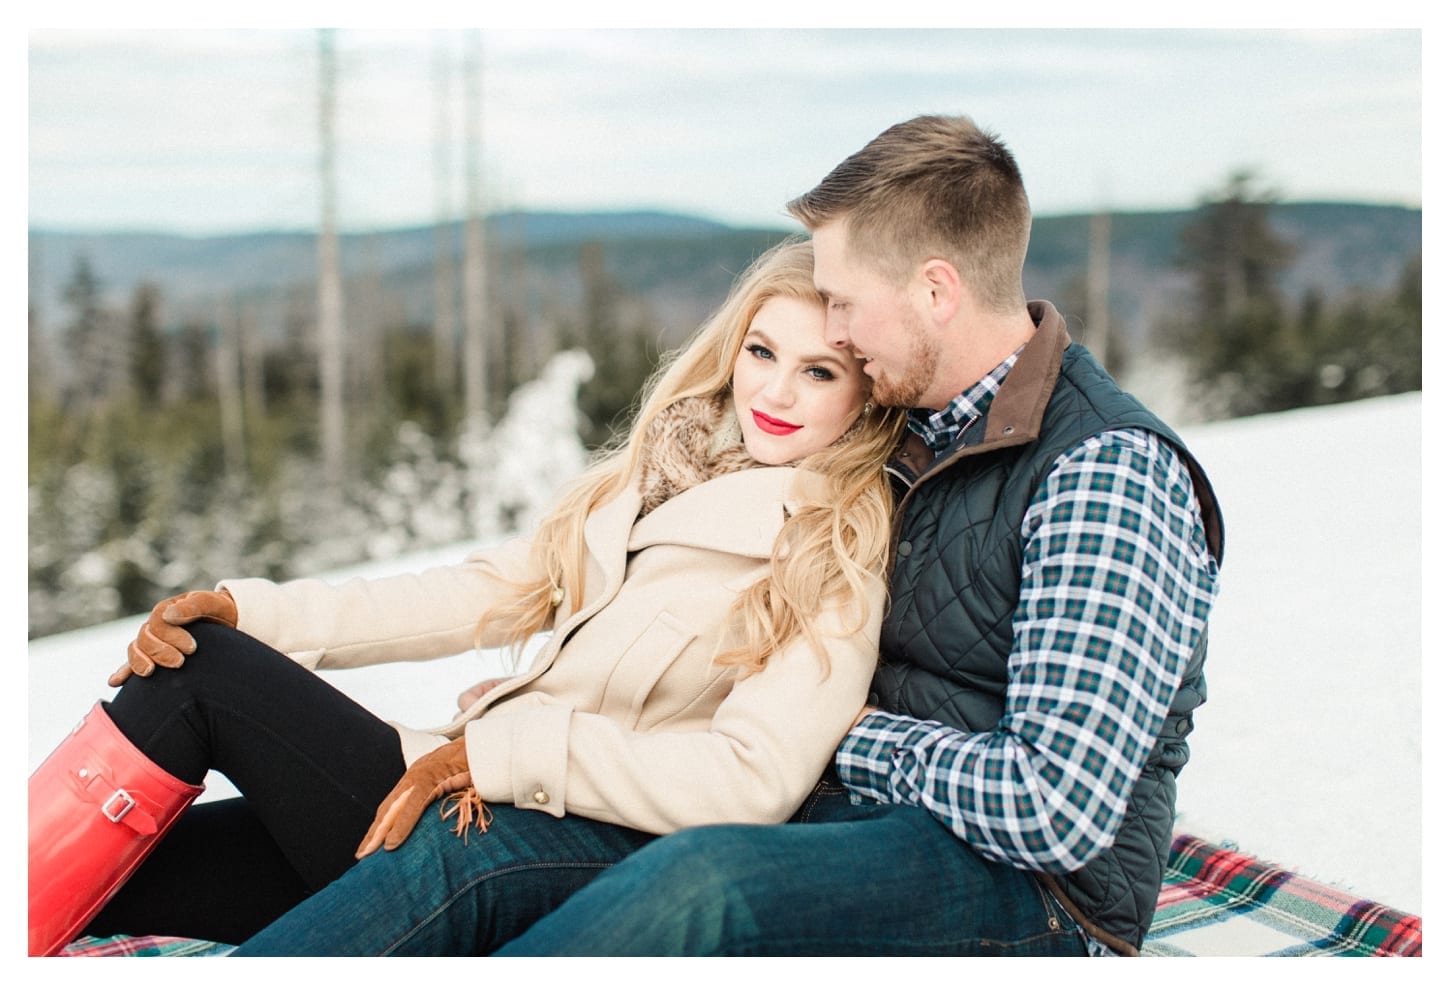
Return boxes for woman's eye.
[807,367,836,382]
[747,344,773,360]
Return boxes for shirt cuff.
[836,709,940,805]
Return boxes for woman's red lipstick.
[752,410,801,436]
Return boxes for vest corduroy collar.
[890,301,1070,489]
[977,300,1069,452]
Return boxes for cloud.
[26,28,1422,234]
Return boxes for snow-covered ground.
[1165,391,1421,915]
[26,392,1423,916]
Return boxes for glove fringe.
[439,787,493,843]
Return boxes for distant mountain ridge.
[28,203,1421,351]
[27,210,740,306]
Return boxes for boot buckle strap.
[101,788,137,823]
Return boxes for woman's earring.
[862,402,874,417]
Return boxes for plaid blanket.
[55,832,1422,958]
[59,935,234,957]
[1143,834,1422,956]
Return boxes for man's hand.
[357,737,472,858]
[109,590,239,688]
[457,677,507,712]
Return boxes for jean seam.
[967,927,1083,952]
[966,877,1085,954]
[792,781,847,824]
[379,860,617,956]
[707,925,1082,956]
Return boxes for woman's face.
[732,295,870,466]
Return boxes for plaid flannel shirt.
[838,351,1220,881]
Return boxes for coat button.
[897,540,913,557]
[532,789,550,805]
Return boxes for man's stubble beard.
[869,311,940,410]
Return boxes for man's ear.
[918,258,961,324]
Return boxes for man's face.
[811,221,942,410]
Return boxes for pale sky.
[25,20,1426,236]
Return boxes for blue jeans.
[240,774,1087,955]
[499,781,1089,956]
[233,802,655,955]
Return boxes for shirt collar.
[906,349,1022,458]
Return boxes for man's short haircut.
[787,115,1031,313]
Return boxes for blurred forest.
[27,176,1421,639]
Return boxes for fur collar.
[637,394,761,516]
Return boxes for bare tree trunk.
[432,34,459,395]
[28,234,55,400]
[240,301,266,420]
[460,30,488,429]
[1086,209,1111,360]
[215,298,246,476]
[317,29,346,484]
[352,234,384,400]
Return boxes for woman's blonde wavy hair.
[478,237,906,676]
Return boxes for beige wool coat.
[219,466,882,836]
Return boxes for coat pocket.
[609,610,705,730]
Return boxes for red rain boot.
[28,702,204,956]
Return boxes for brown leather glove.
[356,737,474,858]
[108,589,239,688]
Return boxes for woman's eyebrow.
[798,347,854,371]
[744,328,851,372]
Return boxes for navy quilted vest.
[872,308,1223,953]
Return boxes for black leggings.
[83,622,409,945]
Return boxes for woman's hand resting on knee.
[108,589,239,687]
